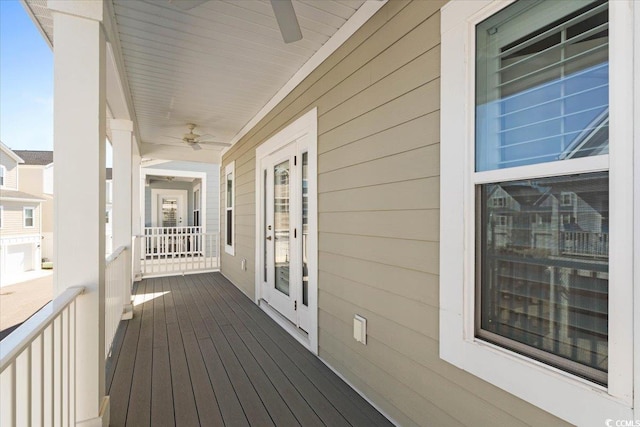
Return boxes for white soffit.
[22,0,386,159]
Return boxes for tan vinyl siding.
[0,150,19,190]
[0,201,40,236]
[221,1,568,425]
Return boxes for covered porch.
[0,0,393,425]
[107,272,390,427]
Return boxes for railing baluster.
[49,323,54,427]
[62,308,68,427]
[55,316,61,427]
[71,301,76,426]
[0,356,17,426]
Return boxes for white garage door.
[5,243,35,276]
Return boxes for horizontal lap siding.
[1,202,40,236]
[222,1,567,425]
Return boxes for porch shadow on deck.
[106,272,392,427]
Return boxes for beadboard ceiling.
[23,0,368,160]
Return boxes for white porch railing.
[0,287,83,426]
[136,227,219,277]
[105,245,129,358]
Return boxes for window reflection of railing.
[274,230,289,264]
[561,231,608,257]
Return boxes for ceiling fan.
[167,0,303,43]
[167,123,232,151]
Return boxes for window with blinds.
[474,0,609,385]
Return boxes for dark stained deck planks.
[107,272,392,427]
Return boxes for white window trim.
[23,207,35,229]
[440,1,636,424]
[225,161,235,256]
[193,183,201,227]
[0,165,6,188]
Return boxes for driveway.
[0,271,53,341]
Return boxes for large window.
[225,161,235,255]
[475,0,609,385]
[440,0,635,423]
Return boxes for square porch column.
[109,119,134,319]
[49,0,108,425]
[132,144,142,282]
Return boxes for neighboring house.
[13,150,54,261]
[0,143,44,285]
[12,152,114,257]
[8,1,638,426]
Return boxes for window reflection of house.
[483,173,608,377]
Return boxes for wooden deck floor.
[106,272,392,427]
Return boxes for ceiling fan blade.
[166,136,185,141]
[167,0,208,10]
[270,0,302,43]
[198,140,232,147]
[190,143,202,151]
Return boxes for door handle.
[266,236,272,241]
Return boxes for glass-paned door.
[263,144,298,324]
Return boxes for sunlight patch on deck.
[133,291,170,306]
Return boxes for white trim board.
[224,1,387,153]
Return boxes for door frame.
[151,189,188,227]
[255,108,318,354]
[141,168,208,233]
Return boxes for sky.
[0,0,54,152]
[1,0,112,164]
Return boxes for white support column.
[132,142,142,282]
[49,0,109,425]
[109,119,134,319]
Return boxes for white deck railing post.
[50,0,109,424]
[132,150,142,282]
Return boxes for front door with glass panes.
[260,140,311,332]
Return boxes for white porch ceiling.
[24,0,369,162]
